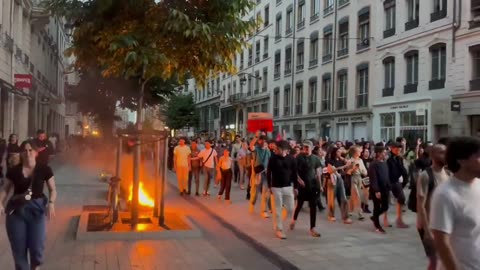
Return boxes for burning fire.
[128,182,154,207]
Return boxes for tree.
[165,93,199,130]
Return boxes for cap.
[390,142,403,148]
[302,140,314,149]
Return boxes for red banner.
[14,74,33,89]
[247,113,273,132]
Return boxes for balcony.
[274,71,280,80]
[229,93,247,104]
[262,87,267,92]
[383,28,396,38]
[405,19,419,31]
[275,34,281,41]
[255,56,260,63]
[473,0,480,10]
[248,59,252,66]
[429,79,445,90]
[295,104,302,114]
[404,83,418,94]
[431,9,447,22]
[276,0,282,5]
[263,52,268,59]
[274,108,279,117]
[311,13,319,22]
[285,66,292,76]
[308,102,316,113]
[357,39,370,51]
[254,88,259,95]
[322,54,332,63]
[297,20,305,29]
[337,47,348,57]
[324,5,333,16]
[338,0,349,7]
[284,106,290,116]
[382,87,394,97]
[321,101,330,111]
[470,78,480,91]
[286,28,293,36]
[309,58,318,67]
[357,94,368,108]
[296,63,304,71]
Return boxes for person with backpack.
[415,144,449,270]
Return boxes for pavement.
[167,170,429,270]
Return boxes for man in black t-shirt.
[33,130,54,166]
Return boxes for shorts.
[391,182,406,205]
[418,228,436,258]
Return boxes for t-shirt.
[34,139,54,165]
[218,156,232,170]
[417,168,449,220]
[429,177,480,270]
[173,145,191,167]
[296,154,322,189]
[7,164,54,199]
[199,148,217,169]
[190,149,201,168]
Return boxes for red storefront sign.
[247,112,274,132]
[14,74,33,89]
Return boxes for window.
[295,83,303,115]
[406,0,419,30]
[285,46,292,75]
[323,26,333,62]
[233,80,237,94]
[227,83,231,99]
[264,5,270,26]
[308,78,317,113]
[380,113,396,142]
[357,7,370,51]
[298,0,306,28]
[240,52,244,70]
[311,0,320,20]
[254,71,260,94]
[263,36,269,59]
[255,41,261,63]
[337,71,347,110]
[357,64,368,108]
[273,89,280,116]
[384,1,396,38]
[256,12,261,32]
[274,50,281,78]
[338,19,349,57]
[469,45,480,91]
[405,50,419,93]
[297,40,304,71]
[275,13,282,40]
[261,103,268,113]
[247,76,253,96]
[286,7,293,34]
[431,0,447,22]
[400,110,428,142]
[430,43,446,89]
[284,85,291,116]
[383,57,395,96]
[322,75,331,111]
[324,0,334,15]
[310,32,319,66]
[248,47,253,66]
[262,67,268,92]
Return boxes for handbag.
[201,149,214,168]
[362,177,370,187]
[6,169,35,215]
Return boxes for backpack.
[408,167,435,213]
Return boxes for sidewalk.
[168,171,428,270]
[0,159,237,270]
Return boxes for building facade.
[0,0,68,141]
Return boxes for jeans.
[218,169,233,200]
[203,167,215,193]
[6,198,47,270]
[250,172,270,212]
[188,166,201,194]
[176,166,189,192]
[238,164,246,187]
[271,186,295,231]
[327,174,349,220]
[294,195,317,229]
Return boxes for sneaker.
[225,200,232,204]
[202,191,208,196]
[206,192,211,196]
[276,230,287,239]
[289,220,295,230]
[261,212,270,218]
[358,215,365,221]
[195,192,200,196]
[310,228,321,237]
[343,218,353,225]
[396,220,410,229]
[363,206,372,214]
[328,216,336,222]
[217,195,222,200]
[375,227,387,234]
[240,185,245,190]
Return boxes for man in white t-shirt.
[198,140,218,196]
[430,137,480,270]
[174,138,191,195]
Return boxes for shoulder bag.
[201,149,214,168]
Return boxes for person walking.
[217,149,233,203]
[430,137,480,270]
[416,144,449,270]
[386,142,409,228]
[291,140,322,237]
[0,140,57,270]
[32,130,54,166]
[231,135,242,184]
[368,145,391,233]
[173,138,191,195]
[198,140,218,196]
[249,132,271,218]
[236,142,249,190]
[188,141,202,196]
[325,147,352,224]
[7,134,22,174]
[347,146,368,220]
[267,140,296,239]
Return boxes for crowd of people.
[172,132,480,270]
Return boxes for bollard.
[115,137,122,179]
[131,136,141,226]
[159,137,168,226]
[153,140,160,217]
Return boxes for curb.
[166,179,301,270]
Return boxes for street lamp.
[239,72,261,86]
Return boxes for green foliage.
[44,0,257,85]
[165,93,199,130]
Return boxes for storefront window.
[399,110,428,143]
[380,113,395,141]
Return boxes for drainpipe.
[452,0,461,60]
[330,0,338,135]
[290,0,297,135]
[9,0,15,137]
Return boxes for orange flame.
[128,182,155,207]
